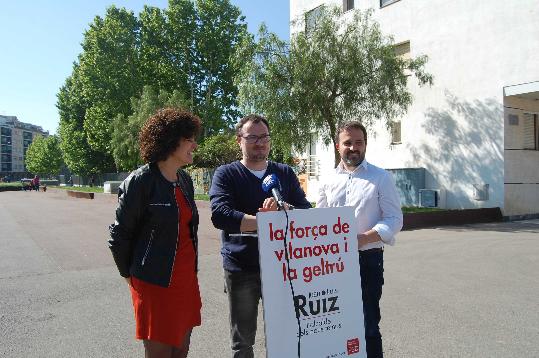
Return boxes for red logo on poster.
[347,338,360,355]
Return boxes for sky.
[0,0,290,134]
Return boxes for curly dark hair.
[139,108,202,163]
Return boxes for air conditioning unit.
[419,189,446,208]
[472,183,489,201]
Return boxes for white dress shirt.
[316,160,403,250]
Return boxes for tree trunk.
[325,116,340,168]
[333,140,340,168]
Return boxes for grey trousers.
[224,270,262,358]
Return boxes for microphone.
[262,174,285,210]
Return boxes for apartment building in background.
[291,0,539,218]
[0,115,48,175]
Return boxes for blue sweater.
[210,161,311,272]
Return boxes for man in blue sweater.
[210,114,311,358]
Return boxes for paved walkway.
[1,189,538,357]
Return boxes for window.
[343,0,354,12]
[381,0,401,8]
[394,41,410,59]
[1,127,12,136]
[523,113,539,150]
[394,41,411,76]
[305,5,325,34]
[391,121,402,144]
[1,163,11,172]
[1,144,12,154]
[508,114,519,125]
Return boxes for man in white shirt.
[317,121,403,358]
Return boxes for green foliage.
[78,6,142,152]
[57,1,248,174]
[111,85,190,171]
[192,133,241,168]
[139,2,196,99]
[0,182,21,188]
[25,136,64,176]
[235,6,433,165]
[194,193,210,201]
[57,70,113,175]
[269,147,296,166]
[57,7,140,175]
[193,0,248,135]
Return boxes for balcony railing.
[306,155,319,178]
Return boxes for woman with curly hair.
[109,108,202,357]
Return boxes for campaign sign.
[257,207,366,358]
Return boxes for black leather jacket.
[108,163,199,287]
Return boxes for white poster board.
[257,207,366,358]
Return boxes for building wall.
[11,128,25,172]
[504,96,539,216]
[0,115,48,174]
[291,0,539,214]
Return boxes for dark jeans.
[224,270,262,358]
[359,249,384,358]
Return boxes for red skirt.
[129,187,201,347]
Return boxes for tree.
[77,6,142,155]
[25,136,64,177]
[57,6,141,175]
[111,85,190,171]
[58,1,250,174]
[192,133,241,168]
[57,69,109,175]
[192,0,248,135]
[235,6,433,165]
[139,2,196,99]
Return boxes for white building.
[0,115,48,174]
[291,0,539,218]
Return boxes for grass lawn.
[195,193,210,201]
[51,187,207,197]
[50,185,104,193]
[0,182,22,187]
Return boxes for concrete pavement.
[0,189,538,357]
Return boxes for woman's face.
[171,136,198,167]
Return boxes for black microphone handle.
[271,188,285,209]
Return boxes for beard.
[247,153,268,161]
[245,147,269,162]
[342,150,365,168]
